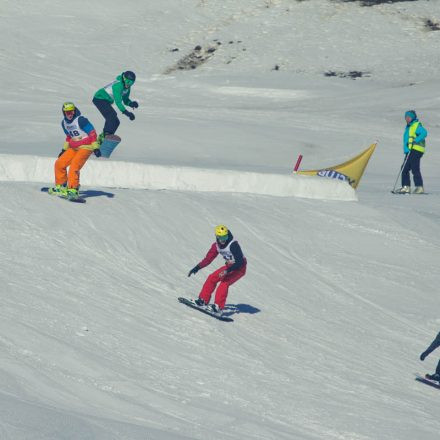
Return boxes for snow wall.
[0,154,357,201]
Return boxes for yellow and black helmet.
[62,102,75,112]
[215,225,229,242]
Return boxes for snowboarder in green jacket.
[92,71,138,144]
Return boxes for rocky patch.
[425,19,440,31]
[335,0,418,5]
[324,70,371,79]
[164,40,247,74]
[164,43,221,74]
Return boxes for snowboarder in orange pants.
[49,102,100,200]
[55,148,93,190]
[188,225,247,314]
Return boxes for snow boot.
[48,183,67,196]
[395,186,411,194]
[413,186,424,194]
[67,187,80,200]
[425,373,440,382]
[97,131,111,146]
[194,298,206,307]
[97,132,105,146]
[209,304,222,315]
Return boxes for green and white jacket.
[94,74,135,113]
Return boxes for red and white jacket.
[198,233,246,274]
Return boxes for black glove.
[129,101,139,109]
[94,149,102,158]
[420,351,429,361]
[123,110,135,121]
[188,265,200,277]
[58,149,65,158]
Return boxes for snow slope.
[1,1,440,439]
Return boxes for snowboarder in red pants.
[188,225,247,315]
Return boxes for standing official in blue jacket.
[395,110,427,194]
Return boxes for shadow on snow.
[223,303,261,317]
[80,189,115,199]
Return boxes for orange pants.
[55,148,93,188]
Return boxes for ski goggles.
[124,78,135,86]
[216,235,228,243]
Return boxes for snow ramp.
[0,154,356,201]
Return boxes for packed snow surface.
[1,1,440,439]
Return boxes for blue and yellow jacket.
[403,118,427,154]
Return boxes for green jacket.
[94,74,134,113]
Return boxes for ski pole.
[392,153,410,193]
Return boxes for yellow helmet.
[62,102,75,112]
[215,225,229,238]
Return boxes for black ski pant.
[424,332,440,374]
[401,150,424,187]
[92,97,120,135]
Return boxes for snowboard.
[415,374,440,389]
[178,297,233,322]
[99,134,121,158]
[41,187,86,203]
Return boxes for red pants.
[55,148,93,188]
[199,264,246,309]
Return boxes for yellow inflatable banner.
[297,142,377,189]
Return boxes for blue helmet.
[404,110,417,121]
